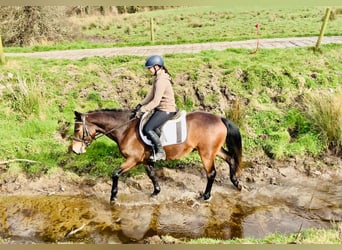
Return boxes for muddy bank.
[0,155,341,243]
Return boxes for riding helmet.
[145,55,164,68]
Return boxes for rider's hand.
[133,104,142,113]
[131,104,142,119]
[135,109,144,119]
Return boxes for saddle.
[139,110,187,146]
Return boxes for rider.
[133,55,177,161]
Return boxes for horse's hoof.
[151,191,160,197]
[150,187,161,197]
[203,196,212,202]
[203,193,211,201]
[110,197,117,205]
[236,183,242,191]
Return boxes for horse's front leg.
[110,158,139,204]
[203,166,216,201]
[110,169,123,203]
[144,162,161,197]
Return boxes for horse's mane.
[84,108,133,122]
[87,108,132,114]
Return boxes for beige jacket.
[140,69,177,113]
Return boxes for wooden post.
[315,8,331,51]
[0,35,5,64]
[150,17,155,43]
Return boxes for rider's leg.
[145,130,166,161]
[143,110,174,161]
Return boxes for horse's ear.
[74,111,81,119]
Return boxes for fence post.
[0,35,5,64]
[150,17,155,43]
[315,7,331,51]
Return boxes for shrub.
[0,6,76,46]
[303,88,342,155]
[2,73,46,117]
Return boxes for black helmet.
[145,55,164,68]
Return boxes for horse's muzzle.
[72,141,86,154]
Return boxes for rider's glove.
[133,104,142,113]
[131,104,142,119]
[135,109,144,119]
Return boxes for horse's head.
[71,111,96,154]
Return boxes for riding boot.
[145,130,166,161]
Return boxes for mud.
[0,155,341,243]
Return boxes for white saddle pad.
[139,110,187,146]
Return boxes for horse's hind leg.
[229,164,241,190]
[144,163,161,197]
[219,148,242,190]
[218,148,241,190]
[227,155,241,190]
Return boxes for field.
[3,6,342,52]
[0,6,342,244]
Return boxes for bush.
[0,6,76,46]
[2,73,46,117]
[303,88,342,155]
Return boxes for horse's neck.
[89,111,131,141]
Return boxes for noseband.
[71,113,93,146]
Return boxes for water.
[0,162,341,243]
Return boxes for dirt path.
[5,36,342,60]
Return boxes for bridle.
[71,113,93,146]
[71,112,137,146]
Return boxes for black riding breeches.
[143,109,176,135]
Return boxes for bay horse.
[71,109,242,203]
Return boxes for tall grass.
[2,73,46,117]
[303,88,342,155]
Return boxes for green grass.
[188,227,342,244]
[1,44,341,176]
[303,88,342,154]
[4,6,342,53]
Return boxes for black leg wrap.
[230,174,242,191]
[203,168,216,201]
[110,170,122,203]
[145,164,161,197]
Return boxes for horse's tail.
[221,118,242,174]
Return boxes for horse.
[71,108,242,203]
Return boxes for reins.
[94,117,137,140]
[72,112,137,144]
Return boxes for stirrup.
[150,149,166,162]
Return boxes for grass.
[303,88,342,154]
[3,6,342,53]
[0,44,341,175]
[188,227,342,244]
[2,73,46,117]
